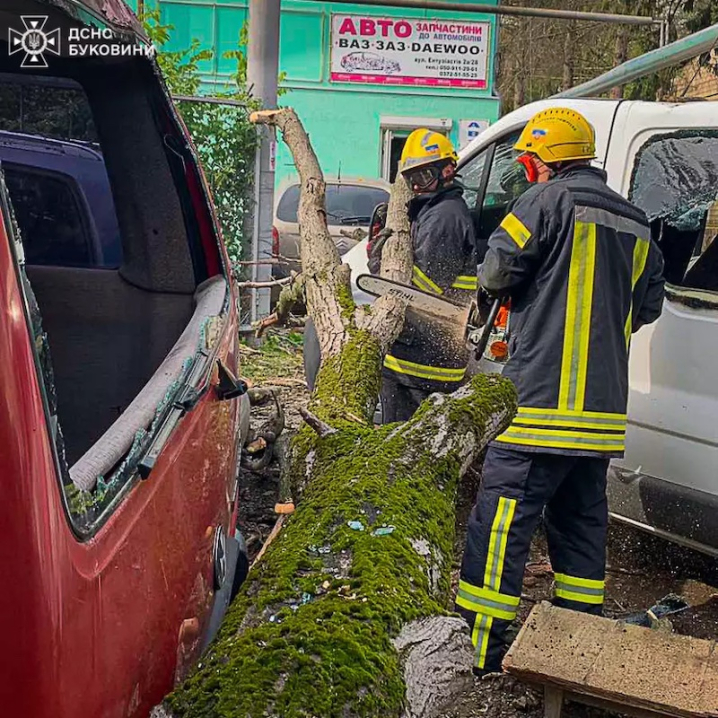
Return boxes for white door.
[605,103,718,553]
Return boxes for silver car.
[272,176,390,277]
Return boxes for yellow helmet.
[514,107,596,164]
[399,129,459,174]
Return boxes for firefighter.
[456,108,665,676]
[379,129,477,423]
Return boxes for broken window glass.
[629,130,718,293]
[0,77,97,143]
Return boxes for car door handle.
[215,359,248,401]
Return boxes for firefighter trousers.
[456,446,610,673]
[379,373,430,423]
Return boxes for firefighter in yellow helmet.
[456,108,665,675]
[377,128,478,422]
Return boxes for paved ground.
[237,329,718,718]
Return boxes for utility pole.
[247,0,280,323]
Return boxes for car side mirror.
[215,359,248,401]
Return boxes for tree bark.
[154,108,517,718]
[562,24,575,92]
[610,28,629,99]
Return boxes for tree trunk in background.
[562,24,575,91]
[610,28,630,98]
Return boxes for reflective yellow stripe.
[483,496,517,590]
[465,497,517,669]
[625,237,650,345]
[496,428,624,453]
[502,426,623,441]
[513,408,626,432]
[458,581,521,607]
[513,418,625,431]
[555,588,604,605]
[472,613,493,669]
[457,581,520,620]
[452,275,478,291]
[559,221,597,412]
[383,354,466,382]
[500,213,531,249]
[554,573,604,590]
[517,407,627,420]
[457,594,516,621]
[412,265,443,295]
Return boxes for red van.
[0,2,251,716]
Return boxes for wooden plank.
[503,602,718,718]
[564,690,692,718]
[544,686,563,718]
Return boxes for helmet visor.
[403,164,441,191]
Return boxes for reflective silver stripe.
[472,613,493,669]
[575,205,648,240]
[514,410,626,430]
[456,589,519,621]
[554,581,604,598]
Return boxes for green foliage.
[142,8,259,262]
[498,0,718,109]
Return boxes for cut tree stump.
[503,602,718,718]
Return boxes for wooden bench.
[502,602,718,718]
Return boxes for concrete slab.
[503,602,718,718]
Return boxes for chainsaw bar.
[356,273,468,324]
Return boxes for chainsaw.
[355,273,504,361]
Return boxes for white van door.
[605,103,718,555]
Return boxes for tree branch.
[239,276,293,289]
[299,407,338,438]
[251,108,349,361]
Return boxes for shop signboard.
[330,14,490,89]
[458,119,489,149]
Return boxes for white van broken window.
[629,131,718,294]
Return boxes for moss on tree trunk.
[163,369,515,718]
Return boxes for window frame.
[458,126,529,239]
[3,162,102,268]
[628,128,718,304]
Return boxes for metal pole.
[553,22,718,99]
[323,0,659,26]
[247,0,280,323]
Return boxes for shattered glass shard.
[631,131,718,231]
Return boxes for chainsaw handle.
[473,298,502,360]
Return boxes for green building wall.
[131,0,501,186]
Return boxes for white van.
[338,98,718,557]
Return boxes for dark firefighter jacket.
[479,166,665,458]
[382,185,477,391]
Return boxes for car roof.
[0,130,104,163]
[33,0,147,39]
[458,98,624,162]
[275,176,391,206]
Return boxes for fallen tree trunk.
[154,109,516,718]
